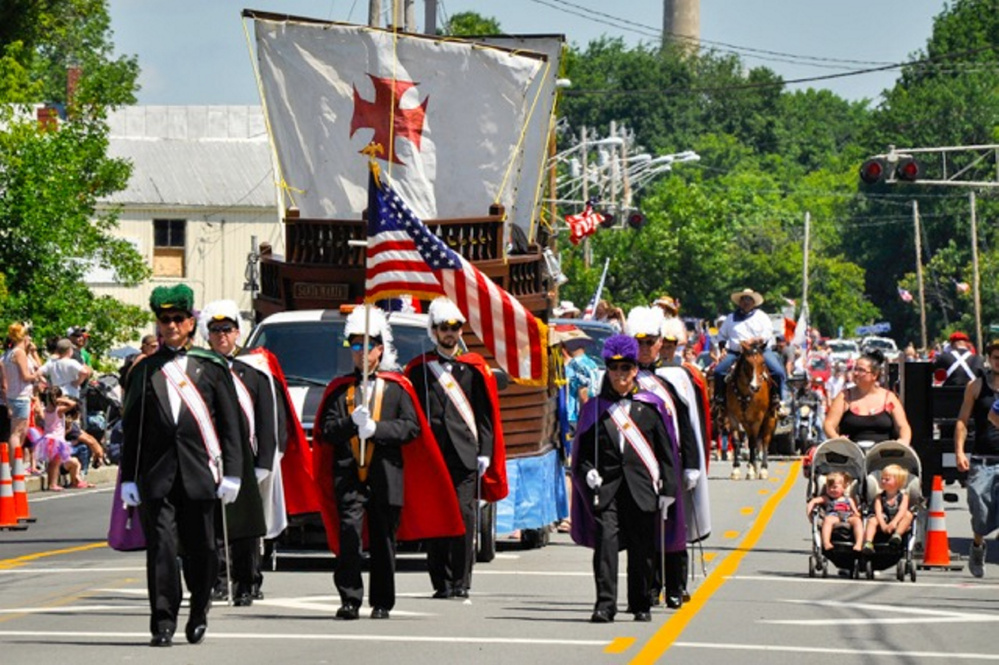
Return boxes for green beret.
[149,283,195,314]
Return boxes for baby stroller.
[83,374,123,463]
[862,440,922,582]
[808,437,868,579]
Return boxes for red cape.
[405,352,508,502]
[249,347,321,515]
[312,371,465,555]
[683,361,713,472]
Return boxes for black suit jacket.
[122,349,243,502]
[406,352,494,472]
[575,388,677,513]
[320,373,420,507]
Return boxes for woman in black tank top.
[956,345,999,472]
[824,349,912,445]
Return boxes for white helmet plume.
[198,299,243,343]
[344,305,397,370]
[427,297,466,342]
[625,306,664,339]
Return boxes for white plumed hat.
[625,306,664,339]
[198,299,243,342]
[427,297,465,341]
[660,316,688,344]
[344,305,397,370]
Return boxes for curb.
[25,463,119,494]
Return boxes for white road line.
[674,641,999,660]
[759,599,999,626]
[0,605,137,614]
[0,567,145,574]
[0,630,608,646]
[728,574,989,590]
[28,487,114,502]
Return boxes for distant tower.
[663,0,700,54]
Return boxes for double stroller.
[807,438,922,581]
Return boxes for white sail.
[253,16,546,222]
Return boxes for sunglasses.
[208,325,236,334]
[606,361,636,372]
[436,323,462,332]
[349,338,382,352]
[157,313,189,325]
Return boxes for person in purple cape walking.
[570,334,680,624]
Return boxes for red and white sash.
[637,370,675,415]
[608,402,660,489]
[162,359,222,483]
[231,371,256,455]
[428,360,478,440]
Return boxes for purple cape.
[569,387,687,552]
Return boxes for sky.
[108,0,948,105]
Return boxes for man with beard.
[570,334,679,623]
[199,300,272,607]
[405,297,505,600]
[119,284,243,647]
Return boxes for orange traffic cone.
[12,445,35,524]
[0,443,28,531]
[920,474,960,570]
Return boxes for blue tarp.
[496,449,569,534]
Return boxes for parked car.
[826,338,860,367]
[860,335,901,361]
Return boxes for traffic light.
[599,211,616,229]
[627,211,647,230]
[895,157,920,182]
[860,158,885,185]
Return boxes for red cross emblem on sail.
[350,74,429,166]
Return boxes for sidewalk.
[24,463,119,493]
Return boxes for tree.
[0,0,149,355]
[440,11,502,37]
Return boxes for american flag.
[898,286,914,303]
[365,173,547,385]
[565,202,604,246]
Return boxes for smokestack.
[663,0,700,54]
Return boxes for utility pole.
[802,211,810,309]
[913,201,928,351]
[970,191,983,350]
[369,0,381,27]
[580,126,591,269]
[424,0,437,35]
[608,120,618,211]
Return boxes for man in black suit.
[405,297,495,599]
[120,284,244,647]
[316,306,420,620]
[572,334,678,624]
[200,300,271,607]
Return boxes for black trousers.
[335,489,401,610]
[592,486,656,616]
[216,536,259,594]
[140,478,217,635]
[428,467,477,593]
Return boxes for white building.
[93,105,281,318]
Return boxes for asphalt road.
[1,459,996,664]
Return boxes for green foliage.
[0,0,149,356]
[441,11,502,37]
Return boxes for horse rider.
[713,288,788,416]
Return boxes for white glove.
[121,481,141,507]
[254,467,270,483]
[684,469,701,491]
[350,406,370,427]
[217,476,242,504]
[659,495,675,519]
[357,419,376,440]
[585,469,603,490]
[477,456,490,478]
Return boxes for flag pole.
[583,257,611,320]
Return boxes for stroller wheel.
[851,559,860,579]
[865,559,874,580]
[908,561,917,582]
[896,560,905,582]
[808,556,816,578]
[821,560,828,578]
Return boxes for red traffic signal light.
[599,212,616,229]
[627,212,647,230]
[895,158,920,182]
[860,159,885,185]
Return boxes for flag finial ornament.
[362,142,385,187]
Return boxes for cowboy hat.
[730,288,764,307]
[653,294,679,313]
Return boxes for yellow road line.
[0,542,107,570]
[629,462,801,665]
[605,637,637,654]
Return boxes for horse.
[725,340,778,480]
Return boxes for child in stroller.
[807,471,864,552]
[863,463,913,553]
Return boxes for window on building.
[153,219,186,277]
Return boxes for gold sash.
[346,379,384,482]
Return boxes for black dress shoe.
[451,588,469,599]
[185,621,207,645]
[335,605,359,620]
[210,585,228,602]
[432,588,451,599]
[370,607,390,619]
[633,611,652,622]
[233,593,253,607]
[149,631,173,647]
[251,584,264,600]
[590,610,614,624]
[665,594,683,609]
